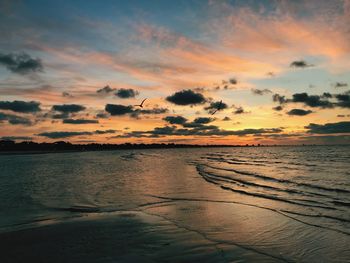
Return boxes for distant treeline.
[0,140,326,153]
[0,140,258,152]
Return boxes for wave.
[196,164,350,213]
[198,170,336,211]
[198,162,350,195]
[203,154,319,168]
[191,152,350,236]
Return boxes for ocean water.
[0,146,349,262]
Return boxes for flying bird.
[211,100,222,115]
[134,98,147,108]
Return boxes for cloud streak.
[290,60,314,68]
[0,112,32,125]
[305,121,350,134]
[63,119,99,124]
[287,109,313,116]
[37,129,117,138]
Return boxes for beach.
[0,146,349,262]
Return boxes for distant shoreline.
[0,140,347,155]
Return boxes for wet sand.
[0,211,250,263]
[1,199,349,263]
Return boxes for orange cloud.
[204,1,350,65]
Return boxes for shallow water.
[0,146,349,262]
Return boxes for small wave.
[198,163,350,195]
[197,168,336,211]
[198,165,312,196]
[332,200,350,207]
[203,154,326,170]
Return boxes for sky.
[0,0,350,145]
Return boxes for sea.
[0,146,349,262]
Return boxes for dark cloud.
[321,92,332,98]
[337,114,350,118]
[37,131,92,139]
[334,82,348,88]
[222,116,231,121]
[204,101,228,114]
[273,105,283,111]
[272,94,287,104]
[214,78,238,90]
[233,106,248,114]
[164,116,214,129]
[166,89,206,105]
[181,123,217,130]
[335,94,350,101]
[229,78,237,85]
[0,52,43,74]
[181,117,215,128]
[115,88,139,98]
[105,104,133,116]
[292,93,333,108]
[272,91,350,109]
[0,112,32,125]
[7,116,32,125]
[251,88,272,95]
[48,102,89,121]
[335,93,350,108]
[305,121,350,134]
[96,85,115,94]
[63,119,99,124]
[52,104,86,113]
[299,135,350,145]
[51,113,70,119]
[290,60,314,68]
[163,116,188,125]
[37,129,117,139]
[193,117,214,124]
[1,136,33,141]
[104,104,168,118]
[287,109,313,116]
[0,100,41,113]
[95,129,117,134]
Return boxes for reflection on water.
[0,146,349,262]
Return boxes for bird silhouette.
[134,98,147,108]
[211,100,222,115]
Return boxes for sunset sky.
[0,0,349,145]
